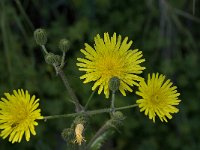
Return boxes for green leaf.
[90,130,114,150]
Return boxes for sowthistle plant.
[0,28,181,149]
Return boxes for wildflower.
[77,33,145,98]
[136,73,181,122]
[0,89,43,143]
[74,123,85,145]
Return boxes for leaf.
[90,130,115,150]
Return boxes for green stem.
[111,91,115,112]
[84,90,96,110]
[86,121,109,149]
[40,45,82,112]
[15,0,35,31]
[60,52,66,69]
[43,104,138,120]
[41,45,48,54]
[57,69,83,112]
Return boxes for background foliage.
[0,0,200,149]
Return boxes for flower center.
[96,56,123,77]
[150,94,160,104]
[11,102,30,127]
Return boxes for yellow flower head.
[77,33,145,98]
[136,73,181,122]
[0,89,43,143]
[74,123,85,145]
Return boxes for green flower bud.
[109,77,120,92]
[45,53,61,65]
[61,128,74,142]
[108,111,125,128]
[34,28,47,46]
[59,39,70,52]
[73,116,88,127]
[112,111,124,120]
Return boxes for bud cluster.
[34,28,71,69]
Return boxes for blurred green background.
[0,0,200,149]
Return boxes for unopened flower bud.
[109,77,120,92]
[73,116,88,126]
[112,111,124,120]
[45,53,61,65]
[59,39,70,52]
[108,111,125,128]
[61,128,74,142]
[34,28,47,46]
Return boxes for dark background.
[0,0,200,149]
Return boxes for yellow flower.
[0,89,43,143]
[136,73,181,122]
[74,123,85,145]
[77,33,145,98]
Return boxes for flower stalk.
[111,91,116,113]
[56,68,84,112]
[43,104,138,120]
[84,90,96,110]
[34,29,83,112]
[41,45,48,54]
[60,52,66,69]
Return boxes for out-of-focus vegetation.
[0,0,200,149]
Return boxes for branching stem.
[43,104,138,120]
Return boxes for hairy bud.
[61,128,74,142]
[34,28,47,46]
[108,111,125,128]
[112,111,124,120]
[45,53,61,65]
[109,77,120,92]
[59,39,70,52]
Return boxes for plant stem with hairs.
[84,90,96,110]
[39,43,83,112]
[111,91,116,112]
[56,67,84,112]
[86,121,110,149]
[43,104,137,120]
